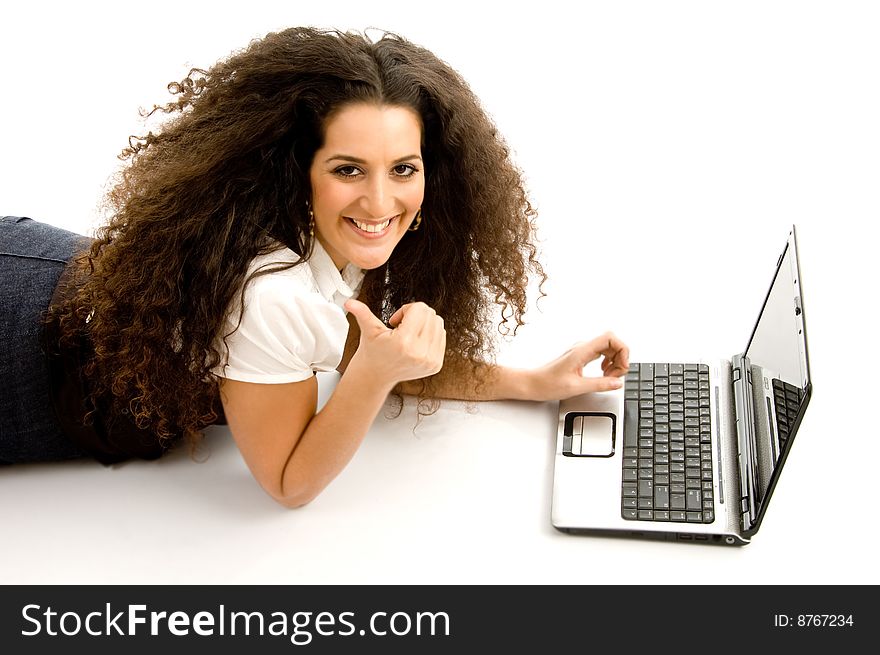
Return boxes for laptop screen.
[742,226,811,530]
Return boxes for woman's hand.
[525,332,630,402]
[344,299,446,388]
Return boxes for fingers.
[603,333,630,377]
[427,312,447,371]
[387,304,406,328]
[350,300,446,379]
[571,332,629,377]
[387,302,437,337]
[399,303,445,374]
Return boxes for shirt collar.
[308,239,365,308]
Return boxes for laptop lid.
[738,225,812,536]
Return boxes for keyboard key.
[654,485,670,509]
[624,400,638,447]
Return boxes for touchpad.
[564,412,616,457]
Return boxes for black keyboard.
[772,379,804,453]
[621,363,715,523]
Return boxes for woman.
[0,28,628,506]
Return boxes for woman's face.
[309,102,425,271]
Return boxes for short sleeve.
[213,273,350,384]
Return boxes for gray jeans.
[0,216,91,462]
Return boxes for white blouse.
[213,240,364,383]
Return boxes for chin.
[354,257,392,271]
[348,243,403,271]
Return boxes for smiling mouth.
[345,215,397,234]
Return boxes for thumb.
[580,376,624,394]
[344,299,387,334]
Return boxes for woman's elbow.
[274,495,311,509]
[271,481,322,509]
[265,489,311,508]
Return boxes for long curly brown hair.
[47,27,545,448]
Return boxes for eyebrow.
[324,154,423,165]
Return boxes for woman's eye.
[393,164,417,177]
[334,165,361,177]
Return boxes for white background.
[1,1,877,584]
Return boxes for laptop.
[551,225,811,545]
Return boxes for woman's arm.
[221,300,445,508]
[396,334,629,402]
[337,309,629,402]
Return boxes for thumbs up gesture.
[343,299,446,386]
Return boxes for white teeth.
[351,217,392,233]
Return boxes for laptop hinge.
[731,353,758,532]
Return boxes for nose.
[361,174,397,218]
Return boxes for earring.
[307,205,315,238]
[408,208,423,232]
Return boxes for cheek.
[313,180,352,212]
[405,181,426,208]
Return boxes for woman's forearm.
[396,334,628,404]
[281,358,396,505]
[396,359,534,402]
